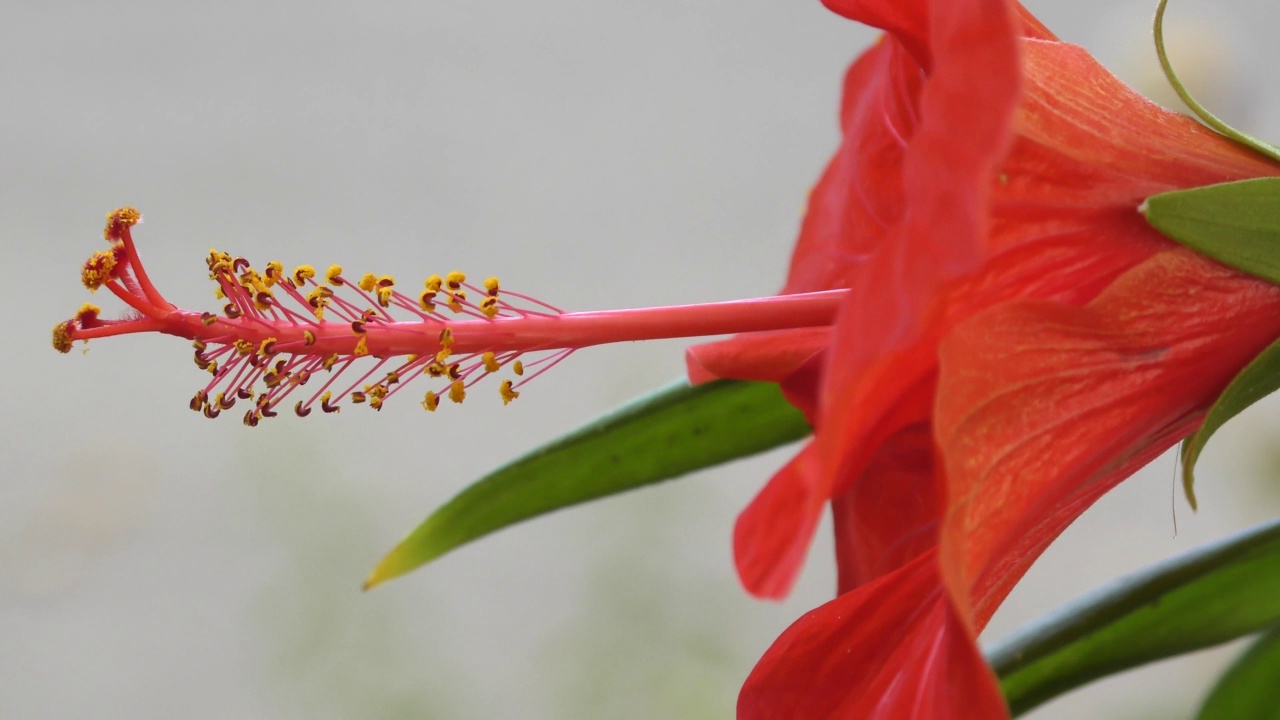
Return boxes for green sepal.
[364,379,810,589]
[1155,0,1280,163]
[1143,178,1280,287]
[1179,337,1280,509]
[989,517,1280,716]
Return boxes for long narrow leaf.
[988,518,1280,716]
[365,379,810,588]
[1195,622,1280,719]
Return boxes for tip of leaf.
[362,550,412,591]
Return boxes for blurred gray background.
[4,0,1280,717]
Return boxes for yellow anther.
[447,291,466,313]
[103,206,141,239]
[192,339,207,352]
[422,391,439,412]
[293,265,316,285]
[445,271,466,291]
[234,339,254,356]
[258,337,278,357]
[424,274,443,293]
[377,275,395,287]
[483,277,500,296]
[263,261,284,286]
[425,360,446,377]
[385,371,400,385]
[449,379,466,404]
[52,320,74,353]
[200,312,218,326]
[513,360,524,376]
[353,335,369,357]
[435,348,451,364]
[303,329,316,346]
[214,286,225,300]
[447,363,461,380]
[81,248,119,291]
[325,264,344,285]
[419,289,437,312]
[479,296,499,318]
[359,273,378,292]
[482,351,500,373]
[320,391,339,414]
[351,391,367,404]
[370,396,384,411]
[438,327,454,348]
[253,290,274,311]
[207,359,219,375]
[322,353,339,371]
[499,380,520,405]
[376,286,394,307]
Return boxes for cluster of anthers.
[54,207,571,426]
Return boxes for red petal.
[739,552,1007,720]
[684,327,830,385]
[734,443,825,600]
[831,421,942,594]
[935,250,1280,624]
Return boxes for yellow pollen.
[376,286,394,307]
[353,335,370,356]
[370,397,384,411]
[422,391,439,412]
[52,320,74,353]
[499,380,520,405]
[448,380,466,404]
[258,337,277,356]
[234,339,254,356]
[103,206,141,239]
[482,352,500,373]
[424,274,443,293]
[81,248,119,291]
[445,271,466,290]
[438,327,454,348]
[264,261,284,286]
[447,291,466,313]
[435,348,451,364]
[426,360,446,377]
[303,329,316,346]
[359,273,378,292]
[326,264,344,285]
[214,286,225,300]
[293,265,316,285]
[419,289,437,312]
[75,303,102,324]
[479,296,499,318]
[513,360,524,376]
[322,353,339,371]
[484,277,500,296]
[206,360,219,375]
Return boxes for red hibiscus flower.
[689,0,1280,717]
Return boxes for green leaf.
[988,518,1280,717]
[1143,178,1280,287]
[364,379,810,589]
[1196,622,1280,719]
[1192,620,1280,712]
[1179,336,1280,509]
